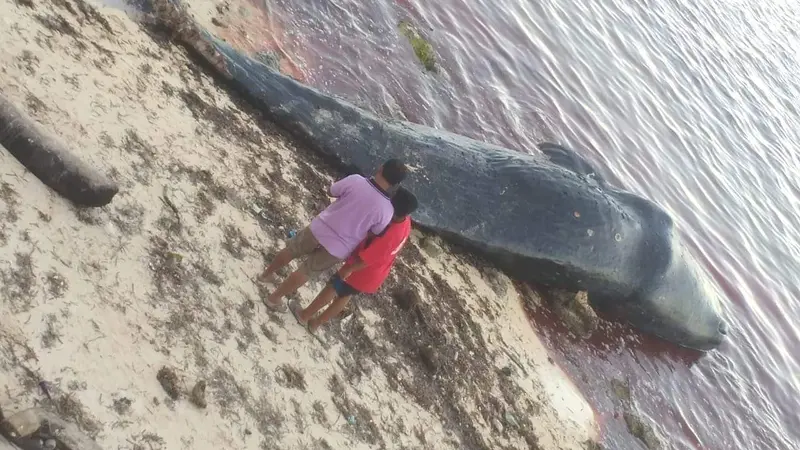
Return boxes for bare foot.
[289,300,308,326]
[303,317,326,346]
[256,271,275,284]
[262,296,286,312]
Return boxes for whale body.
[150,0,727,350]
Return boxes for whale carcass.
[148,0,727,351]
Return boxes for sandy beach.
[0,1,598,448]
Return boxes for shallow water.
[247,0,800,447]
[151,0,800,447]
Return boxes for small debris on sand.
[310,400,328,426]
[112,396,133,415]
[44,270,69,298]
[156,367,181,400]
[56,394,102,437]
[277,365,306,392]
[40,314,62,349]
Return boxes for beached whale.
[0,94,118,207]
[148,0,727,351]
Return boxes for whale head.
[632,237,728,351]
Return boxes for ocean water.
[247,0,800,447]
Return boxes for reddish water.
[216,0,800,448]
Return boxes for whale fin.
[538,142,605,185]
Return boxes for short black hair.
[391,187,418,218]
[381,159,408,185]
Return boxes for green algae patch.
[399,21,437,72]
[623,412,662,450]
[255,50,281,71]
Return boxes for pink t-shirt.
[309,174,393,259]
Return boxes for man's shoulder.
[341,173,367,186]
[372,192,393,217]
[334,175,370,199]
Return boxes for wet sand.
[0,0,597,448]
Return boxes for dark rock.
[547,290,598,338]
[610,379,632,404]
[584,439,604,450]
[418,345,438,373]
[392,288,421,311]
[112,397,133,415]
[156,367,181,400]
[190,380,207,408]
[624,412,661,450]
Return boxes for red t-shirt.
[344,216,411,293]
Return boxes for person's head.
[375,158,408,187]
[391,187,418,221]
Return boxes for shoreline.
[0,0,599,449]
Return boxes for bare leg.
[299,284,338,322]
[258,247,293,282]
[308,295,351,332]
[265,270,309,308]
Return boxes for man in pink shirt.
[257,159,408,311]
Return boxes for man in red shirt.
[290,187,418,333]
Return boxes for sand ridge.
[0,0,596,448]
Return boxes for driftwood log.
[0,94,118,207]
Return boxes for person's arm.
[338,237,370,278]
[328,174,358,198]
[341,228,398,280]
[338,256,367,279]
[369,212,392,237]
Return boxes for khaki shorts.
[286,226,342,277]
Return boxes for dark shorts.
[330,274,361,297]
